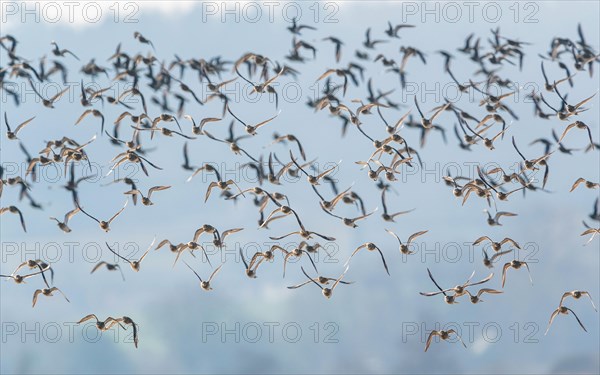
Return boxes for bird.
[117,316,139,348]
[49,207,80,233]
[281,245,318,278]
[559,291,597,311]
[203,130,260,163]
[321,205,377,228]
[132,122,194,140]
[424,330,467,352]
[554,87,597,115]
[540,61,573,92]
[4,165,35,190]
[287,273,354,289]
[421,270,494,298]
[558,121,595,149]
[482,249,513,268]
[90,261,125,281]
[421,269,493,302]
[478,125,511,150]
[380,188,414,222]
[570,178,599,192]
[363,28,387,49]
[384,22,414,38]
[473,236,520,252]
[545,305,587,335]
[290,151,340,186]
[502,259,533,287]
[155,239,186,254]
[248,245,289,273]
[589,198,600,221]
[105,238,155,272]
[10,260,53,285]
[512,136,554,171]
[386,229,428,255]
[117,88,149,115]
[318,185,353,211]
[297,266,350,299]
[181,142,196,171]
[0,267,47,284]
[4,113,35,140]
[211,227,244,249]
[77,314,123,331]
[107,146,162,176]
[76,200,127,232]
[413,97,449,128]
[50,41,79,60]
[64,164,97,204]
[32,287,70,308]
[227,105,280,136]
[240,248,261,278]
[185,116,222,136]
[484,209,517,226]
[204,178,245,203]
[581,227,600,244]
[345,242,389,275]
[322,36,343,62]
[182,261,223,291]
[399,46,427,73]
[287,17,316,35]
[270,133,307,161]
[133,31,155,50]
[124,186,171,206]
[1,206,27,232]
[269,228,335,242]
[464,288,503,303]
[472,81,518,107]
[236,64,286,102]
[28,80,69,108]
[75,109,105,134]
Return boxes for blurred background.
[1,1,599,374]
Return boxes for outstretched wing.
[91,261,107,274]
[32,289,42,308]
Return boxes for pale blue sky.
[1,1,599,374]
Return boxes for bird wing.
[501,262,511,288]
[558,122,577,143]
[566,307,587,332]
[147,185,171,198]
[107,200,128,225]
[375,246,390,276]
[221,228,244,241]
[138,237,156,263]
[385,229,402,246]
[424,331,438,352]
[477,288,503,297]
[105,242,131,264]
[77,314,98,324]
[204,181,219,202]
[91,261,107,274]
[500,237,521,249]
[489,249,513,263]
[13,116,35,134]
[407,230,428,245]
[208,264,224,283]
[473,236,492,246]
[426,268,446,294]
[32,289,42,307]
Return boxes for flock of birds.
[1,19,599,352]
